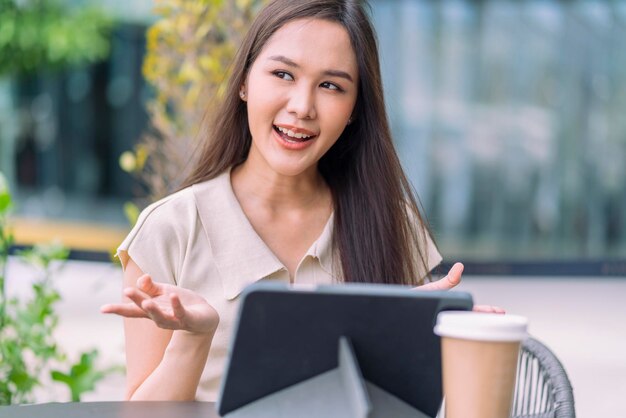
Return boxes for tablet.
[217,282,473,417]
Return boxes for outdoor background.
[2,0,625,267]
[0,0,625,416]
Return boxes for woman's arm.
[102,257,219,400]
[120,258,173,399]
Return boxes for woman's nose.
[286,85,317,120]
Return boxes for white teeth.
[276,126,312,140]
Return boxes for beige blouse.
[117,169,442,401]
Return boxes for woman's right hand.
[101,274,219,334]
[414,263,506,314]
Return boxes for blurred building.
[373,0,626,264]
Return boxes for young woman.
[102,0,501,402]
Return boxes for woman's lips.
[272,125,317,150]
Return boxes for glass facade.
[372,0,626,261]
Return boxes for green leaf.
[51,350,106,402]
[9,369,38,394]
[50,371,72,385]
[0,172,11,214]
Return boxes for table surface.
[0,401,220,418]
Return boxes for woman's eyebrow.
[268,55,354,83]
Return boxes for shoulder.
[115,186,204,281]
[118,186,201,257]
[135,187,198,232]
[144,169,231,225]
[120,172,230,248]
[129,188,198,246]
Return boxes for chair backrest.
[511,337,576,418]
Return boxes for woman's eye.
[273,71,294,81]
[321,81,342,92]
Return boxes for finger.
[417,262,464,291]
[124,287,151,308]
[136,274,162,297]
[170,293,186,320]
[141,299,180,329]
[100,303,149,318]
[473,305,506,314]
[444,262,464,287]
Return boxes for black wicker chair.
[511,337,576,418]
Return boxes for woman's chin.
[245,139,321,178]
[262,156,319,179]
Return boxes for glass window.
[371,0,626,263]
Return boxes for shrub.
[121,0,266,206]
[0,173,113,404]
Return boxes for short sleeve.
[117,189,196,286]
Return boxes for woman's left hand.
[413,262,506,314]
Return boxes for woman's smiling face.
[242,18,358,178]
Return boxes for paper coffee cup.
[434,312,528,418]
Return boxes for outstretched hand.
[413,262,505,314]
[101,274,220,334]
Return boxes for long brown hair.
[181,0,435,285]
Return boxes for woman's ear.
[239,85,247,102]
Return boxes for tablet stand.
[224,336,431,418]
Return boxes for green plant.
[0,174,14,334]
[0,0,113,76]
[0,173,113,404]
[51,350,107,403]
[120,0,267,207]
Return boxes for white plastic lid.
[434,311,528,342]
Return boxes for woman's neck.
[230,161,331,213]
